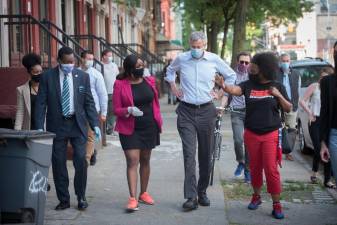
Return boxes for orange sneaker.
[126,197,139,212]
[139,192,155,205]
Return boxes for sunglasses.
[239,61,250,65]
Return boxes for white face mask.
[85,60,94,68]
[108,56,113,63]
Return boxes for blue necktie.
[62,74,71,117]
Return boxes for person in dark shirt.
[215,52,292,220]
[320,41,337,186]
[113,55,162,212]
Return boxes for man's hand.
[308,113,316,124]
[170,83,183,98]
[214,74,225,89]
[94,126,101,141]
[127,106,144,117]
[269,86,282,98]
[100,115,106,122]
[321,142,330,163]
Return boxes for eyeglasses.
[239,61,249,65]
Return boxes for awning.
[156,34,184,54]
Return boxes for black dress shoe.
[198,193,210,206]
[90,149,97,166]
[78,197,88,210]
[182,198,198,211]
[55,202,70,210]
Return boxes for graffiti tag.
[28,170,48,195]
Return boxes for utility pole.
[326,0,332,62]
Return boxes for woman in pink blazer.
[113,54,162,212]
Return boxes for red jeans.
[244,129,281,194]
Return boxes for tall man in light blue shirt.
[80,50,108,166]
[166,31,236,210]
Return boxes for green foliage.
[113,0,140,7]
[179,0,314,54]
[248,0,314,25]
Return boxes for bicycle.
[209,106,244,186]
[209,107,225,186]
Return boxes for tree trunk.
[220,19,230,59]
[207,21,220,53]
[231,0,249,68]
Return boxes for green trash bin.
[0,128,55,225]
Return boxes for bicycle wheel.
[214,133,222,160]
[209,149,216,186]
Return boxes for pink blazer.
[112,76,163,135]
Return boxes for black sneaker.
[90,150,97,166]
[182,198,198,211]
[198,193,210,206]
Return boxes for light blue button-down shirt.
[283,73,292,99]
[282,72,301,101]
[79,67,108,116]
[165,51,236,105]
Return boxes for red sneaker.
[247,194,262,210]
[139,192,155,205]
[272,202,284,219]
[126,197,139,212]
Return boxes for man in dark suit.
[276,53,301,161]
[35,47,100,211]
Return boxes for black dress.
[119,80,160,150]
[30,91,37,130]
[29,82,37,130]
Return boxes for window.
[293,65,333,87]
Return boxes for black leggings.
[309,117,332,183]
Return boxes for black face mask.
[31,74,41,83]
[248,73,261,84]
[132,68,144,78]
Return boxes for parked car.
[291,58,334,154]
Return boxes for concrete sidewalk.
[44,99,337,225]
[44,101,227,225]
[217,110,337,225]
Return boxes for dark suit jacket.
[320,74,337,144]
[276,69,300,111]
[35,66,99,137]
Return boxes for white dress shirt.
[59,67,75,115]
[100,62,119,94]
[165,51,236,105]
[79,67,108,116]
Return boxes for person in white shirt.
[80,50,108,165]
[143,60,151,77]
[101,49,119,135]
[165,31,236,210]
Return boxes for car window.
[292,65,333,88]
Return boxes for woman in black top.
[14,53,43,130]
[215,52,292,220]
[113,55,162,212]
[320,41,337,185]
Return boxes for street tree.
[231,0,313,66]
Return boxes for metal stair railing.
[40,19,104,75]
[69,34,124,66]
[0,14,68,68]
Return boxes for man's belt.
[181,101,212,109]
[232,107,246,112]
